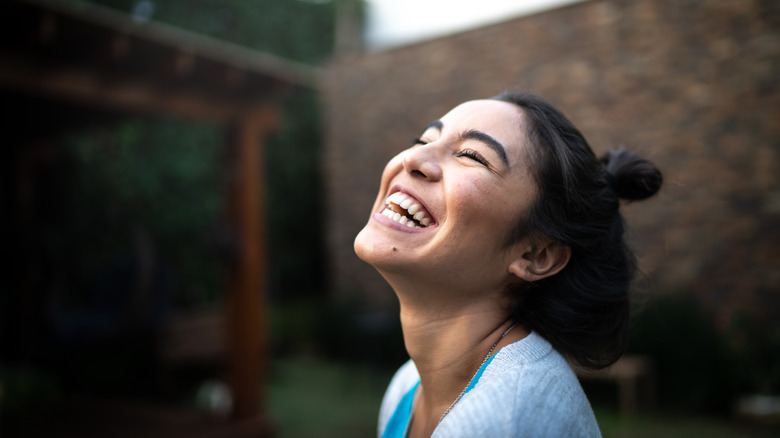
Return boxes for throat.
[409,396,441,438]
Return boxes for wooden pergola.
[1,0,319,435]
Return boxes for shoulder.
[378,359,419,435]
[435,332,601,438]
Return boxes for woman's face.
[354,99,538,294]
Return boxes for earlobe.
[508,240,571,282]
[508,258,533,281]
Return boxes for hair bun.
[600,149,663,201]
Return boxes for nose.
[402,143,443,181]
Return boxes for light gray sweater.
[378,331,602,437]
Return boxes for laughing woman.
[354,92,662,438]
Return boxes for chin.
[353,223,399,269]
[354,223,379,264]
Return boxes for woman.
[354,91,662,438]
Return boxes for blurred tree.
[628,294,737,414]
[264,89,326,303]
[52,117,225,310]
[82,0,338,64]
[60,0,349,305]
[0,0,381,416]
[0,0,348,401]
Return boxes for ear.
[507,238,571,282]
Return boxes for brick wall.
[321,0,780,322]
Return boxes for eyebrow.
[424,120,510,167]
[462,129,510,168]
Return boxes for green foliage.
[53,117,225,308]
[628,293,780,414]
[59,0,339,304]
[1,0,340,409]
[268,358,393,438]
[628,294,736,413]
[81,0,338,64]
[265,88,325,300]
[596,408,780,438]
[0,367,61,412]
[270,296,406,366]
[723,314,780,396]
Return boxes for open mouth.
[380,191,435,228]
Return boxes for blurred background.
[1,0,778,437]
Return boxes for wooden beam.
[0,53,274,123]
[173,50,196,76]
[17,0,320,89]
[224,108,277,423]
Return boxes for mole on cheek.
[392,247,397,252]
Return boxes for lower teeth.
[383,208,422,227]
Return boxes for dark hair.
[493,91,662,369]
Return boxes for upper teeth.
[382,192,433,228]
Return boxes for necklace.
[437,322,518,424]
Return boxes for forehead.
[438,100,529,164]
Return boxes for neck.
[389,279,528,437]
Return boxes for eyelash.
[457,149,489,166]
[411,138,490,167]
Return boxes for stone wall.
[321,0,780,322]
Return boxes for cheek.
[449,180,527,244]
[450,179,506,220]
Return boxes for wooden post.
[224,107,277,427]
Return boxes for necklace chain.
[437,322,518,424]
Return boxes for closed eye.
[457,148,489,167]
[412,137,430,146]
